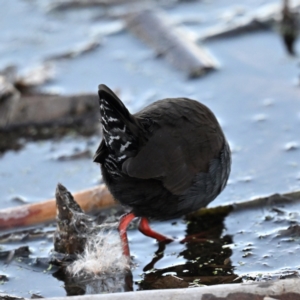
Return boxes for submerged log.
[0,92,100,152]
[0,75,20,128]
[126,9,217,78]
[0,185,116,230]
[6,93,98,128]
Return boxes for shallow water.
[0,0,300,297]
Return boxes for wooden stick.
[0,75,20,128]
[125,9,217,78]
[0,185,116,230]
[49,0,138,11]
[8,93,98,127]
[197,0,300,42]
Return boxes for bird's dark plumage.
[94,84,231,220]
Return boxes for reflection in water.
[143,241,169,272]
[138,207,241,290]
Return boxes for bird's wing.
[122,123,220,195]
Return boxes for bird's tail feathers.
[98,84,140,135]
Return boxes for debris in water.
[54,183,128,272]
[55,149,92,161]
[48,0,137,11]
[53,183,131,294]
[46,40,101,61]
[126,9,217,78]
[0,75,20,128]
[280,0,298,56]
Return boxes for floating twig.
[46,40,101,61]
[126,9,217,78]
[197,0,300,42]
[48,0,137,11]
[0,185,116,230]
[5,93,98,128]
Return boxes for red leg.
[138,217,173,242]
[118,212,136,257]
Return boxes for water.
[0,0,300,297]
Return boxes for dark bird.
[94,84,231,257]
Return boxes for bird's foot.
[118,214,173,259]
[138,217,174,243]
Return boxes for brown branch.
[0,185,116,230]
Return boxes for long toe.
[138,217,173,242]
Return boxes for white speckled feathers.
[94,85,142,176]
